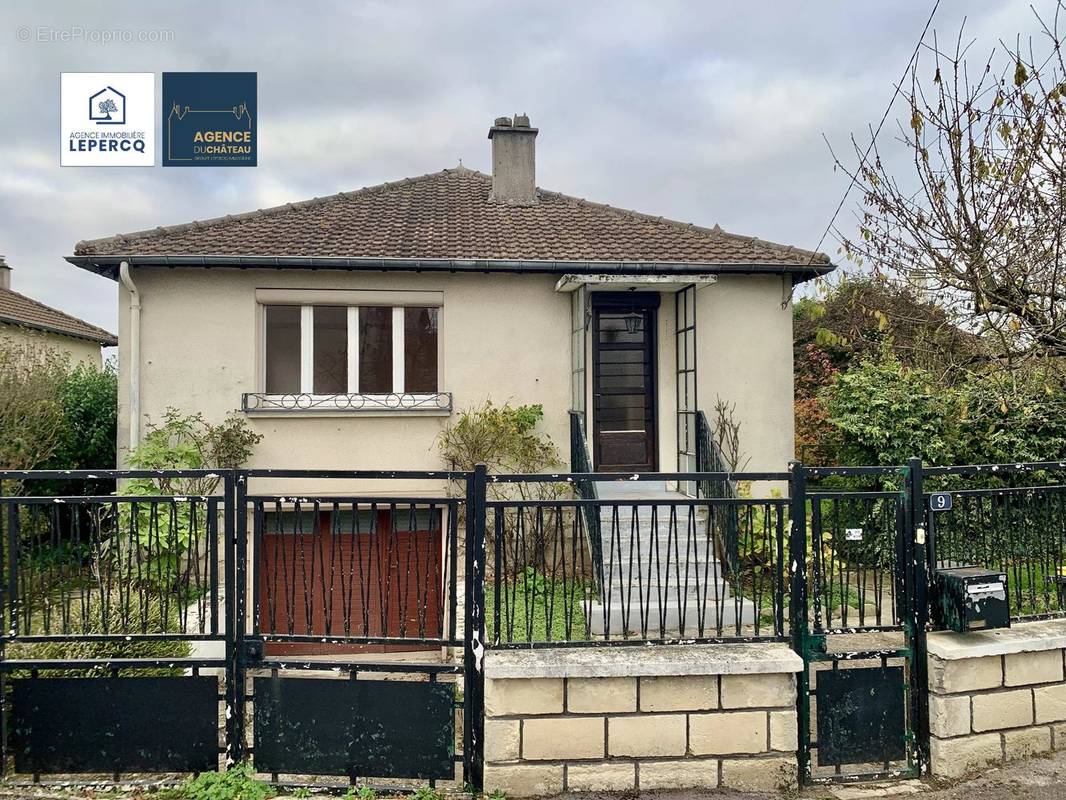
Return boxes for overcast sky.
[0,0,1046,334]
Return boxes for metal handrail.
[569,410,604,591]
[696,410,741,576]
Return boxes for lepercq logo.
[88,86,126,125]
[61,73,154,167]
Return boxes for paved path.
[594,750,1066,800]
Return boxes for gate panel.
[12,676,219,775]
[815,666,906,766]
[0,469,233,784]
[253,676,454,779]
[795,464,925,785]
[236,470,476,791]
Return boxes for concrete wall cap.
[928,618,1066,660]
[484,642,802,679]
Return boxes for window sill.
[242,392,452,416]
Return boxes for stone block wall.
[482,643,802,796]
[927,619,1066,779]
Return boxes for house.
[66,115,833,648]
[68,115,832,476]
[0,256,117,366]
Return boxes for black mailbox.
[932,566,1010,632]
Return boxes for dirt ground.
[3,751,1066,800]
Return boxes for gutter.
[66,255,835,285]
[118,262,140,454]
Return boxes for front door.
[592,294,658,471]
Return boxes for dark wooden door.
[592,299,657,471]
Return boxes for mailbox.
[932,566,1010,632]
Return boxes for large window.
[262,304,439,396]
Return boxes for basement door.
[592,293,658,472]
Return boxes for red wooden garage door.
[258,507,445,655]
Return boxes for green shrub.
[38,359,118,494]
[123,408,262,590]
[822,348,961,467]
[174,762,269,800]
[0,340,68,474]
[821,346,1066,468]
[438,401,561,476]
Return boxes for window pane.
[359,306,393,393]
[313,306,347,393]
[404,307,438,393]
[264,305,301,394]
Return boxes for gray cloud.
[0,0,1043,332]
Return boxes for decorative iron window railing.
[242,392,452,413]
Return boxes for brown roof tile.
[0,287,117,346]
[73,167,832,274]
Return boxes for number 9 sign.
[929,492,953,512]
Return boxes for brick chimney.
[0,256,10,290]
[488,114,538,206]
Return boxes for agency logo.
[61,73,154,167]
[88,86,125,125]
[162,72,257,167]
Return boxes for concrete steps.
[588,484,755,637]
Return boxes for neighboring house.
[0,256,117,366]
[67,116,833,649]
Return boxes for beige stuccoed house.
[67,115,833,487]
[0,256,117,366]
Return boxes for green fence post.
[907,457,931,772]
[789,461,811,784]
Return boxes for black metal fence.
[801,466,911,634]
[3,459,1066,788]
[0,469,232,783]
[925,462,1066,622]
[487,470,792,645]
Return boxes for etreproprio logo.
[61,73,154,166]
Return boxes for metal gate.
[233,469,483,792]
[791,461,929,785]
[0,467,485,793]
[0,469,233,784]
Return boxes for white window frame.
[255,299,446,414]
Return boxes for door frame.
[590,292,660,472]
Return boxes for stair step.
[602,582,732,601]
[602,557,728,572]
[597,511,710,525]
[588,597,759,636]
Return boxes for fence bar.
[907,458,930,771]
[464,464,487,789]
[222,471,239,764]
[789,462,811,784]
[232,471,248,763]
[491,471,792,483]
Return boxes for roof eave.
[66,254,835,284]
[0,314,117,347]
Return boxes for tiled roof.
[73,167,832,274]
[0,287,117,346]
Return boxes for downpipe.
[118,261,141,454]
